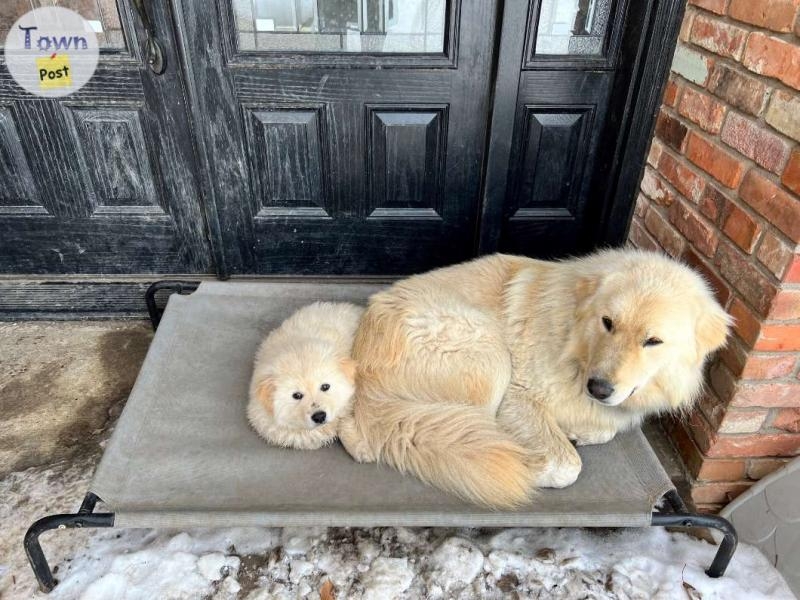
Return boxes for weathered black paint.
[0,0,687,315]
[0,0,211,275]
[175,0,498,275]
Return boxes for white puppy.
[247,301,363,449]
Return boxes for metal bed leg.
[25,493,115,593]
[144,280,200,330]
[651,489,738,578]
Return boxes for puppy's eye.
[644,337,663,347]
[320,383,330,392]
[292,392,303,400]
[602,316,613,332]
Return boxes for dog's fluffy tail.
[358,395,541,509]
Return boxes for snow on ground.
[1,460,794,600]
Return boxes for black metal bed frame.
[23,281,738,592]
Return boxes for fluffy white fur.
[338,249,731,509]
[247,302,363,450]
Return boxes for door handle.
[132,0,166,74]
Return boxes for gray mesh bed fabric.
[90,281,674,529]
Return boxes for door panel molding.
[366,104,448,220]
[64,104,164,214]
[242,104,330,218]
[511,105,593,218]
[0,105,41,211]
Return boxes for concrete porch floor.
[0,321,152,476]
[0,319,692,596]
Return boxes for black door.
[480,0,650,258]
[0,0,674,284]
[0,1,210,274]
[177,0,499,275]
[179,0,654,276]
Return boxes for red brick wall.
[629,0,800,512]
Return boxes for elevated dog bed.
[25,281,738,592]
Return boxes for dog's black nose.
[587,378,614,401]
[311,411,327,424]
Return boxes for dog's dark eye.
[320,383,330,392]
[292,392,303,400]
[644,337,663,347]
[602,316,613,332]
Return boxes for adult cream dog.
[337,250,730,509]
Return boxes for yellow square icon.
[36,54,73,90]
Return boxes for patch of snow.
[1,460,795,599]
[428,537,484,589]
[361,557,414,600]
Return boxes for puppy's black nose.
[587,378,614,401]
[311,411,327,424]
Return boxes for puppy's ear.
[339,357,358,384]
[255,377,275,415]
[695,302,731,360]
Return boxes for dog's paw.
[338,419,377,463]
[569,429,617,446]
[341,437,376,463]
[534,454,582,488]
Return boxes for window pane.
[0,0,126,49]
[233,0,446,53]
[534,0,611,56]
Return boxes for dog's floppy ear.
[574,274,602,319]
[575,274,600,299]
[695,302,731,360]
[339,357,358,384]
[255,377,275,414]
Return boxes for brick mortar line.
[675,37,800,140]
[735,335,800,381]
[628,215,661,248]
[640,157,782,298]
[687,3,800,46]
[653,105,797,281]
[718,430,800,438]
[738,373,800,384]
[654,142,779,253]
[763,408,800,433]
[760,317,800,325]
[679,79,797,165]
[665,68,796,179]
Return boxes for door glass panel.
[0,0,126,49]
[233,0,446,53]
[534,0,611,55]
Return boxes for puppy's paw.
[534,454,582,489]
[569,429,617,446]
